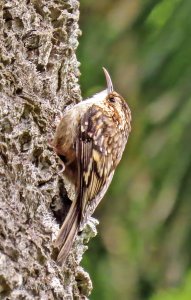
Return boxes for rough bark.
[0,1,96,299]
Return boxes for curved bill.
[103,67,114,94]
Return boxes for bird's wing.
[77,104,118,218]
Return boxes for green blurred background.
[77,0,191,299]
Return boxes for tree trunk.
[0,1,95,299]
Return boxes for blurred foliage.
[151,271,191,300]
[77,0,191,299]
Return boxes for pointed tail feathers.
[54,200,81,265]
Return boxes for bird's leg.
[48,137,66,174]
[57,156,66,174]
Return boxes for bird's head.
[103,67,131,130]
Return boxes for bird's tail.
[54,199,81,265]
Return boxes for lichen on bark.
[0,1,95,299]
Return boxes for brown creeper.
[52,68,131,264]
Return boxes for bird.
[52,67,132,264]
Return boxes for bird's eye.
[109,96,115,103]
